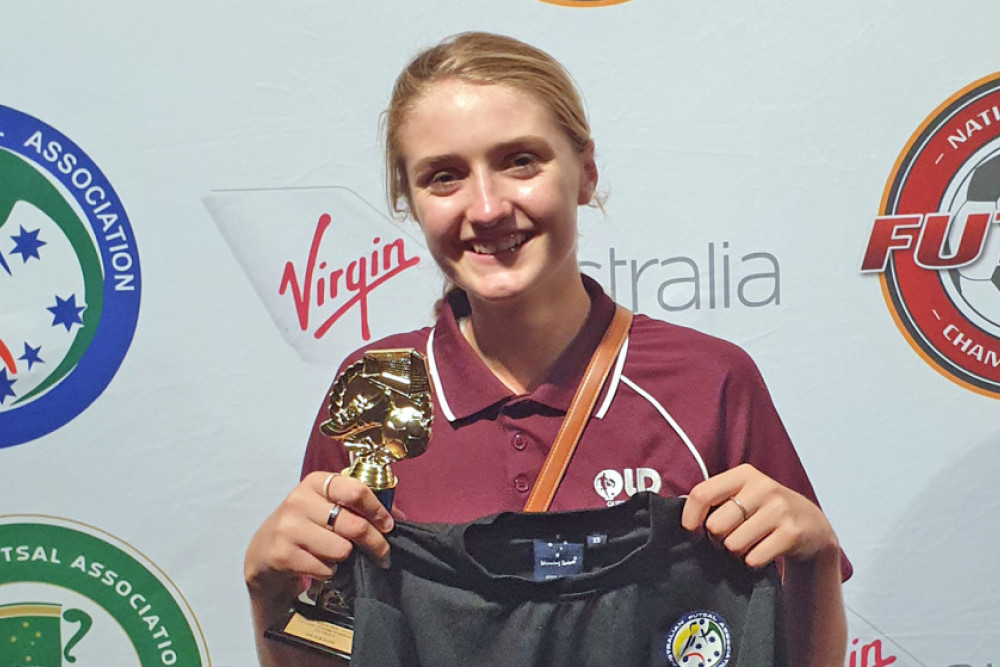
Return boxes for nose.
[466,168,512,227]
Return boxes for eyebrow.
[489,136,552,157]
[409,135,554,174]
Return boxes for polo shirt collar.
[429,274,617,422]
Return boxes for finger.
[324,506,391,568]
[681,467,751,531]
[703,497,755,541]
[298,475,393,568]
[307,472,395,533]
[260,513,351,579]
[720,494,810,567]
[719,511,774,560]
[282,544,339,581]
[294,496,391,569]
[738,524,792,569]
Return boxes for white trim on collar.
[426,327,457,422]
[594,337,628,420]
[619,374,710,481]
[427,325,629,425]
[428,323,706,482]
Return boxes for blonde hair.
[383,31,593,217]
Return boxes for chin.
[463,276,534,304]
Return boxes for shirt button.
[514,474,530,493]
[511,432,526,451]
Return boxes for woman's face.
[397,79,596,306]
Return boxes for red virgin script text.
[847,638,896,667]
[278,214,420,341]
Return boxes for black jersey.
[348,493,787,667]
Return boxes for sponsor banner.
[861,72,1000,396]
[844,632,899,667]
[581,241,781,315]
[0,515,210,666]
[205,187,440,363]
[0,106,141,448]
[849,433,1000,666]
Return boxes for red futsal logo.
[861,71,1000,396]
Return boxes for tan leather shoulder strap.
[522,304,633,513]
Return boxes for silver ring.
[326,504,342,528]
[322,472,339,502]
[729,496,750,522]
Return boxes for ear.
[577,140,598,205]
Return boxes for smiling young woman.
[245,31,849,667]
[399,79,596,393]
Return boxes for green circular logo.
[0,516,210,665]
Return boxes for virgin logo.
[278,213,421,341]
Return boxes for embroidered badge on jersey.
[665,611,732,667]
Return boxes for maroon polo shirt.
[303,272,835,519]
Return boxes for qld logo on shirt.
[861,72,1000,396]
[665,611,731,667]
[0,106,141,448]
[593,468,661,505]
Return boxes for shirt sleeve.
[300,390,351,481]
[721,352,853,581]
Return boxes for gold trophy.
[267,349,433,659]
[322,348,432,509]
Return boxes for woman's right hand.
[244,471,395,594]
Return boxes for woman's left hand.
[681,463,840,568]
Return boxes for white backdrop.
[3,2,1000,665]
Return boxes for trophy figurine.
[321,348,433,509]
[266,348,432,658]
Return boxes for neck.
[461,274,591,394]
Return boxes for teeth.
[471,233,527,255]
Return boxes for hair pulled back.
[384,31,592,217]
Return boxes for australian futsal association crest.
[0,106,141,447]
[665,611,732,667]
[861,72,1000,396]
[0,515,210,665]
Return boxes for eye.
[507,152,541,175]
[419,168,463,195]
[429,170,457,184]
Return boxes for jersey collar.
[428,274,617,423]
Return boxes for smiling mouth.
[469,232,530,255]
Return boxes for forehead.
[397,80,570,161]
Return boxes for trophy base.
[265,599,354,660]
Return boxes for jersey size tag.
[586,533,607,547]
[533,540,584,581]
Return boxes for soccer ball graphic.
[943,147,1000,338]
